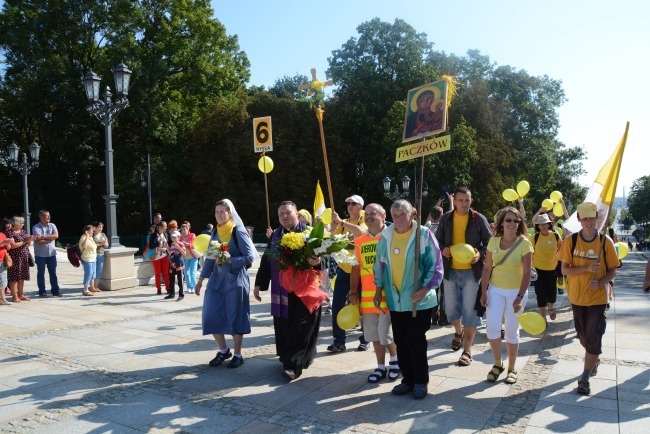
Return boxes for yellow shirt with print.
[559,234,619,306]
[529,232,559,271]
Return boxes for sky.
[212,0,648,198]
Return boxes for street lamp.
[83,62,132,247]
[383,175,411,201]
[7,141,41,235]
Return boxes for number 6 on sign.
[253,116,273,152]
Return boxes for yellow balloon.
[337,304,360,330]
[615,242,629,260]
[550,190,563,203]
[518,312,546,335]
[553,202,564,217]
[321,208,332,225]
[527,227,535,235]
[450,244,475,264]
[516,180,530,198]
[193,234,211,254]
[555,227,563,238]
[542,199,554,210]
[502,188,519,202]
[258,156,274,173]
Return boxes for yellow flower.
[280,232,305,250]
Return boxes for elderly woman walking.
[373,199,444,399]
[195,199,258,369]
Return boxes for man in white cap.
[328,194,368,352]
[560,201,619,395]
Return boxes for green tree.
[628,175,650,226]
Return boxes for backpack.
[67,245,81,268]
[569,232,608,263]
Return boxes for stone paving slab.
[0,250,649,432]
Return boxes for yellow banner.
[395,135,451,162]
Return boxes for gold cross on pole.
[297,68,334,93]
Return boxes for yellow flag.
[563,122,629,233]
[597,122,629,206]
[314,181,326,218]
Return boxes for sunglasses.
[504,218,521,223]
[346,202,359,206]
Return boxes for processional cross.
[298,68,336,213]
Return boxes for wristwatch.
[515,293,524,299]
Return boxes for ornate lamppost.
[7,141,41,235]
[383,175,411,201]
[82,62,132,247]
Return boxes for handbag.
[28,253,35,267]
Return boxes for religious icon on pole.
[402,79,448,143]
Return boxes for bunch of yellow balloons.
[502,180,530,202]
[541,191,564,216]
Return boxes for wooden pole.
[316,107,335,214]
[262,152,271,231]
[412,154,425,317]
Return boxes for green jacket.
[373,222,444,312]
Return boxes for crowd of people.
[1,187,645,400]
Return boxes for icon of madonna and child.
[402,80,448,143]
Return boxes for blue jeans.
[35,255,60,295]
[183,257,198,290]
[80,260,96,286]
[331,268,367,346]
[96,254,105,280]
[443,269,482,327]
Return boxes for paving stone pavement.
[0,249,648,433]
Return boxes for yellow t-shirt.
[488,236,533,290]
[529,232,559,271]
[559,233,620,306]
[78,235,97,262]
[451,212,471,270]
[390,228,412,292]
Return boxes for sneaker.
[391,383,413,395]
[176,295,184,301]
[326,344,346,353]
[52,293,63,297]
[577,379,590,395]
[38,293,48,298]
[227,356,244,369]
[163,293,175,300]
[283,369,297,380]
[357,342,369,351]
[187,288,194,294]
[209,349,232,367]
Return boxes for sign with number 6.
[253,116,273,152]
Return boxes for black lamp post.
[83,62,132,247]
[383,175,411,201]
[7,141,41,235]
[139,153,153,226]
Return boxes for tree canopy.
[0,11,588,240]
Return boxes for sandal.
[458,351,472,366]
[505,369,518,384]
[367,368,386,383]
[451,329,464,351]
[487,364,505,382]
[388,361,401,380]
[548,307,557,320]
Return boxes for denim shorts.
[443,269,482,327]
